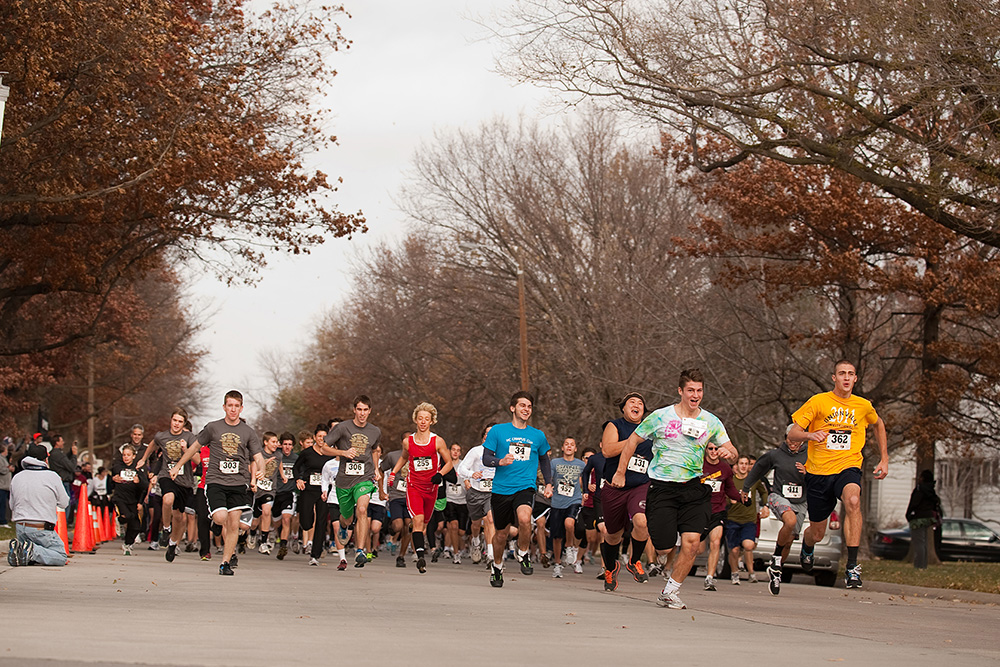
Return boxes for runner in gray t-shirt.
[318,395,382,568]
[171,390,265,576]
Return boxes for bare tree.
[498,0,1000,247]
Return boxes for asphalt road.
[1,542,998,666]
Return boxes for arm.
[723,468,742,503]
[719,440,738,462]
[538,456,553,498]
[436,437,454,477]
[389,442,409,478]
[600,421,626,457]
[316,431,354,459]
[788,422,827,445]
[872,417,888,480]
[135,440,158,469]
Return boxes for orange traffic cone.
[91,503,103,544]
[71,491,95,553]
[56,508,70,553]
[103,506,113,540]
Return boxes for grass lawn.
[861,559,1000,595]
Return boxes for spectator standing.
[0,443,12,527]
[906,469,943,569]
[47,435,76,525]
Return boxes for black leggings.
[115,499,142,545]
[195,488,211,557]
[299,489,329,558]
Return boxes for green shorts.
[336,481,376,521]
[434,496,447,512]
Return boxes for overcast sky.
[187,1,556,426]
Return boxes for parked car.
[693,506,842,587]
[870,518,1000,562]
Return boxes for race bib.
[705,478,722,493]
[538,484,546,494]
[257,478,273,492]
[309,472,322,486]
[599,478,605,489]
[396,477,408,492]
[413,457,433,472]
[557,481,575,497]
[345,461,364,476]
[510,444,530,462]
[121,469,137,482]
[826,430,852,451]
[282,465,293,480]
[681,418,707,439]
[479,478,492,492]
[220,460,240,475]
[626,456,649,474]
[447,482,463,498]
[782,483,802,500]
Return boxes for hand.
[296,479,305,491]
[588,483,596,492]
[387,472,396,486]
[759,507,770,519]
[169,466,179,480]
[321,492,328,502]
[431,472,443,485]
[806,430,828,443]
[500,454,514,466]
[341,449,356,460]
[543,483,552,499]
[873,459,888,480]
[611,471,626,488]
[795,462,807,474]
[739,490,749,503]
[472,471,482,479]
[582,493,589,503]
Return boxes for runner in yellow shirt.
[788,360,887,589]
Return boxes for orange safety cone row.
[56,508,70,554]
[71,490,95,553]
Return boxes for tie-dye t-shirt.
[634,405,731,483]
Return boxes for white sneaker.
[656,589,686,609]
[471,543,482,564]
[309,557,319,566]
[552,563,564,578]
[731,573,740,585]
[573,561,584,574]
[748,573,759,583]
[453,553,461,565]
[704,576,717,591]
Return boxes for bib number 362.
[826,430,852,451]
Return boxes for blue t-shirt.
[550,457,586,509]
[482,422,550,495]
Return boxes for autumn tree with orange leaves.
[0,0,364,432]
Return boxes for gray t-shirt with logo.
[325,421,381,487]
[153,430,198,487]
[197,419,263,488]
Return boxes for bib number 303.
[220,460,240,475]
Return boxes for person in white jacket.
[457,423,497,565]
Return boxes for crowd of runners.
[53,359,887,610]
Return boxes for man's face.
[623,397,645,423]
[224,398,243,423]
[678,381,704,411]
[55,436,64,448]
[511,398,533,422]
[562,438,577,458]
[450,444,462,461]
[736,457,750,475]
[354,402,371,426]
[705,443,720,463]
[281,440,294,455]
[415,410,433,433]
[264,436,279,452]
[170,414,185,434]
[832,363,857,394]
[130,429,143,445]
[582,451,592,463]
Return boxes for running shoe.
[277,542,288,560]
[148,542,160,551]
[337,559,348,571]
[453,553,461,565]
[552,563,564,578]
[18,539,34,565]
[566,546,578,566]
[767,562,781,595]
[291,538,300,554]
[799,547,814,573]
[259,542,271,555]
[731,573,740,585]
[122,543,132,557]
[219,562,234,576]
[7,539,19,566]
[165,543,176,563]
[704,576,717,591]
[540,552,550,568]
[355,549,367,568]
[246,532,257,550]
[845,565,863,589]
[490,562,504,588]
[305,541,313,554]
[417,556,427,574]
[201,553,212,561]
[230,554,239,568]
[646,563,663,578]
[431,547,442,563]
[396,556,406,568]
[519,552,534,575]
[237,542,246,555]
[184,541,197,553]
[368,551,375,561]
[604,561,620,591]
[573,561,584,575]
[471,546,482,564]
[309,557,319,566]
[748,573,759,583]
[626,559,649,583]
[656,590,686,609]
[158,529,170,548]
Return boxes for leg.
[841,483,863,548]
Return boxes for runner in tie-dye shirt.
[610,368,737,611]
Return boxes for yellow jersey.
[791,392,879,476]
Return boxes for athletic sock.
[847,546,859,569]
[517,548,529,559]
[802,542,814,555]
[412,531,425,555]
[663,576,681,595]
[630,537,647,564]
[774,543,784,557]
[486,543,494,561]
[600,541,621,572]
[338,548,346,561]
[168,540,177,547]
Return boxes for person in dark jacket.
[906,469,942,569]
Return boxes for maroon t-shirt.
[700,458,741,514]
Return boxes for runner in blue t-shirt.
[481,391,552,588]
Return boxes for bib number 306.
[345,461,365,476]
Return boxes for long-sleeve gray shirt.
[745,443,807,505]
[10,457,70,524]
